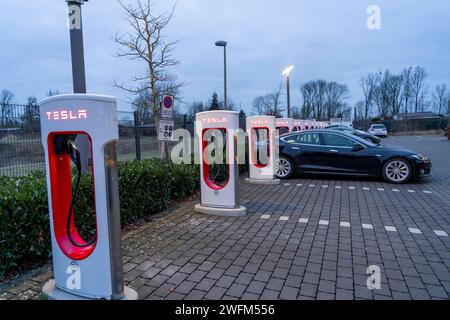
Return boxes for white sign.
[159,120,175,141]
[161,95,174,119]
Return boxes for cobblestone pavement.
[1,135,450,300]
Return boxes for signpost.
[159,95,174,142]
[161,95,174,119]
[158,119,175,141]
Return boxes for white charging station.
[194,110,246,217]
[294,119,306,132]
[245,116,280,185]
[276,118,294,135]
[40,94,138,300]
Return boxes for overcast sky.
[0,0,449,115]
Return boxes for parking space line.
[423,191,432,194]
[392,189,400,192]
[433,230,449,237]
[309,184,316,188]
[319,220,329,226]
[335,186,342,189]
[363,187,370,191]
[279,216,289,221]
[296,184,303,187]
[385,226,397,232]
[377,188,385,192]
[349,186,356,190]
[362,224,374,230]
[408,228,422,234]
[340,222,351,227]
[407,190,416,193]
[322,185,329,188]
[260,215,271,220]
[284,183,291,186]
[299,218,309,224]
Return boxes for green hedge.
[0,160,200,277]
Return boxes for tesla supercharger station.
[245,116,280,185]
[276,118,294,135]
[194,111,246,217]
[294,119,305,132]
[40,94,138,300]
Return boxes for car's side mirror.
[352,143,365,152]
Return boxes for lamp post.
[66,0,88,93]
[215,41,228,109]
[282,66,294,118]
[66,0,89,172]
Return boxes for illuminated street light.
[282,65,294,117]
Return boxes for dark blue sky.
[0,0,449,115]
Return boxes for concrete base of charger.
[42,280,139,300]
[194,204,247,217]
[245,178,281,185]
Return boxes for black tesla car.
[325,124,381,144]
[276,130,431,184]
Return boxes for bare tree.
[401,67,413,114]
[373,71,391,118]
[300,82,314,119]
[114,0,184,160]
[324,81,350,119]
[387,73,404,116]
[187,101,206,123]
[432,84,448,115]
[411,66,428,113]
[359,73,377,129]
[0,89,15,126]
[22,96,40,128]
[253,85,286,117]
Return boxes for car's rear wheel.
[382,158,412,184]
[365,137,373,143]
[276,156,294,179]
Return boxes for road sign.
[161,95,174,119]
[158,119,174,141]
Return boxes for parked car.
[368,124,388,138]
[276,130,431,184]
[325,125,381,144]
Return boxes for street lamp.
[215,40,228,109]
[282,65,294,118]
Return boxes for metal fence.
[0,104,189,177]
[353,117,449,135]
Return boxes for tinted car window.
[277,127,290,135]
[295,133,321,145]
[372,125,386,129]
[323,132,355,147]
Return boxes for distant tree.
[22,96,40,127]
[0,89,15,126]
[300,82,315,119]
[432,84,448,115]
[360,73,377,129]
[208,92,221,110]
[187,101,206,122]
[324,81,350,119]
[411,66,428,112]
[252,84,285,117]
[387,73,404,116]
[291,106,301,119]
[401,67,413,114]
[252,96,265,115]
[373,71,391,118]
[47,89,61,97]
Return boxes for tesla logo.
[46,109,87,121]
[66,262,81,290]
[250,120,269,125]
[202,117,227,124]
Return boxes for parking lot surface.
[1,135,450,300]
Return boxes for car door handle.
[291,147,300,150]
[329,149,339,153]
